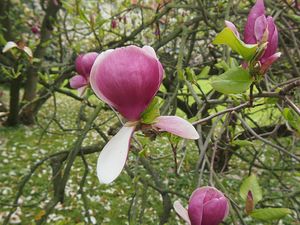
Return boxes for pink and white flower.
[174,187,230,225]
[90,45,199,184]
[70,52,98,96]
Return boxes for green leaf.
[215,60,230,71]
[198,66,211,78]
[240,174,262,205]
[185,67,196,83]
[213,27,258,61]
[0,33,6,46]
[282,108,300,133]
[250,208,292,221]
[141,97,160,124]
[210,67,252,94]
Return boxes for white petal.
[23,46,33,58]
[154,116,199,139]
[97,125,135,184]
[2,41,18,53]
[173,200,191,224]
[142,45,158,59]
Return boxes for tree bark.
[4,76,22,126]
[20,0,60,125]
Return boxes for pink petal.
[260,52,281,74]
[225,20,240,38]
[70,75,88,89]
[2,41,18,53]
[75,52,98,79]
[254,15,267,42]
[90,45,163,121]
[90,49,115,106]
[261,16,278,60]
[97,125,135,184]
[153,116,199,139]
[188,188,206,225]
[142,45,164,91]
[201,197,229,225]
[75,54,85,75]
[244,0,265,44]
[173,200,191,224]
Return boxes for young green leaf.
[250,208,292,221]
[186,67,197,83]
[240,174,262,205]
[141,97,160,124]
[210,67,252,94]
[282,108,300,133]
[213,27,258,61]
[198,66,211,78]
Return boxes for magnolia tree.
[0,0,300,224]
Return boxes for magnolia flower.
[90,45,199,184]
[226,0,281,74]
[174,187,229,225]
[70,52,98,96]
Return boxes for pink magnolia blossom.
[90,45,199,184]
[225,0,281,74]
[174,187,230,225]
[70,52,98,96]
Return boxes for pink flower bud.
[174,187,229,225]
[111,19,117,29]
[70,52,98,96]
[31,26,40,34]
[75,52,98,80]
[90,45,163,121]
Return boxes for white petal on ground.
[173,200,191,224]
[154,116,199,139]
[97,125,135,184]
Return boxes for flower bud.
[111,19,117,29]
[70,52,98,96]
[31,25,40,34]
[174,187,229,225]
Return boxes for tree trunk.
[4,76,22,126]
[20,0,60,125]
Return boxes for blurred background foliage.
[0,0,299,224]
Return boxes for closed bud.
[245,191,254,215]
[174,187,230,225]
[111,19,117,29]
